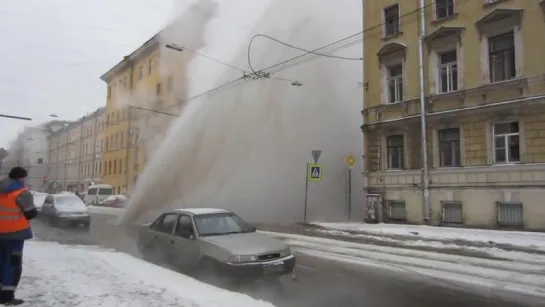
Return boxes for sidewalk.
[18,240,274,307]
[312,222,545,253]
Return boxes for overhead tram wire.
[246,0,469,77]
[247,33,363,76]
[145,0,462,111]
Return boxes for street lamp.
[165,43,184,52]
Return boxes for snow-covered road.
[86,206,545,306]
[19,240,274,307]
[260,231,545,304]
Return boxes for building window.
[489,32,515,83]
[148,59,152,76]
[384,4,400,37]
[108,161,112,175]
[435,0,455,20]
[438,50,458,93]
[156,82,162,96]
[107,86,111,100]
[167,76,173,92]
[438,128,461,167]
[139,66,143,80]
[120,131,125,147]
[37,158,43,164]
[119,159,122,174]
[387,64,403,103]
[386,135,404,169]
[493,122,520,164]
[113,160,117,175]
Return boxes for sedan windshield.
[194,213,253,236]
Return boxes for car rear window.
[98,188,113,195]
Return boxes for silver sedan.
[137,208,296,281]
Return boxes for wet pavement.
[29,215,539,307]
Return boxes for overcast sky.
[0,0,180,147]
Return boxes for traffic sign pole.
[348,168,352,221]
[305,150,322,223]
[345,154,356,221]
[304,162,309,223]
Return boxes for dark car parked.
[41,194,90,228]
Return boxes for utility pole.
[125,107,132,194]
[63,128,69,191]
[76,121,84,192]
[417,0,430,222]
[91,119,99,185]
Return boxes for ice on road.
[19,240,275,307]
[315,222,545,251]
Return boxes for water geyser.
[119,0,365,226]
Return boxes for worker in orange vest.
[0,167,37,305]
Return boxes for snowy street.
[22,208,537,307]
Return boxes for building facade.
[77,108,105,191]
[100,35,163,195]
[362,0,545,230]
[99,12,206,194]
[46,122,79,192]
[1,121,68,190]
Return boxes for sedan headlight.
[229,255,258,263]
[280,247,291,257]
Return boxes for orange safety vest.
[0,188,30,234]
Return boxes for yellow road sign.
[345,154,356,168]
[308,164,322,181]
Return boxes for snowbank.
[315,222,545,251]
[19,240,275,307]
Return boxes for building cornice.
[100,34,160,83]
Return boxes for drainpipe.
[360,0,370,223]
[418,0,430,222]
[76,121,84,192]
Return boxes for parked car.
[137,208,295,282]
[41,194,90,228]
[84,184,114,205]
[31,191,48,212]
[98,195,128,208]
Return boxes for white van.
[84,184,114,205]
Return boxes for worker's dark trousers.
[0,240,24,302]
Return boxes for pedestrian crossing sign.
[308,164,322,182]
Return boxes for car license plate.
[263,260,284,275]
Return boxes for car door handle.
[169,240,174,244]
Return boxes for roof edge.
[100,34,161,83]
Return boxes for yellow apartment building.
[99,35,186,195]
[362,0,545,230]
[100,35,162,195]
[99,6,212,195]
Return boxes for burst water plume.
[119,0,365,225]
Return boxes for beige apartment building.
[362,0,545,230]
[76,107,105,191]
[46,108,105,193]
